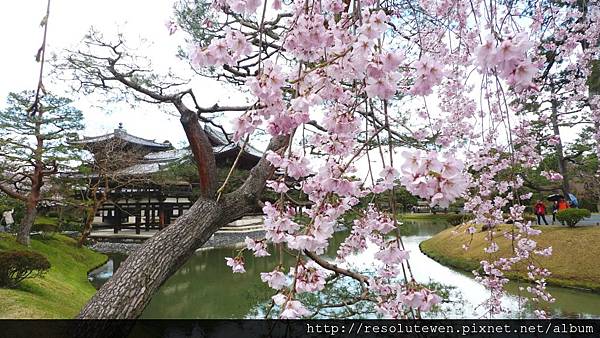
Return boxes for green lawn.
[34,216,59,225]
[0,233,106,318]
[421,224,600,292]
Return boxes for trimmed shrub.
[0,251,51,288]
[447,214,475,226]
[31,223,58,239]
[580,199,599,213]
[556,209,592,228]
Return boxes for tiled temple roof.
[70,124,171,150]
[73,124,263,176]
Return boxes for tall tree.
[0,91,83,245]
[68,138,146,246]
[517,0,599,197]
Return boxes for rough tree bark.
[17,198,39,246]
[178,103,217,198]
[16,117,46,246]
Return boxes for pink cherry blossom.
[293,262,328,293]
[245,237,270,257]
[260,270,287,290]
[280,300,311,319]
[410,56,445,95]
[374,243,410,266]
[187,0,596,319]
[225,257,246,273]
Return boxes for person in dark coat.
[534,200,548,225]
[551,201,558,225]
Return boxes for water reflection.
[89,219,600,319]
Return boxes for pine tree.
[0,91,83,246]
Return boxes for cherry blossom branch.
[303,250,369,285]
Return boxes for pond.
[89,219,600,319]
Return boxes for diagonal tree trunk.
[62,37,289,318]
[78,198,227,318]
[78,135,287,318]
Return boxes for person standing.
[534,200,548,225]
[1,209,14,232]
[551,201,558,225]
[558,198,569,211]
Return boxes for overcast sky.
[0,0,240,147]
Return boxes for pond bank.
[90,223,350,254]
[90,230,267,255]
[420,224,600,292]
[0,233,107,318]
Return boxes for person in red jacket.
[534,200,548,225]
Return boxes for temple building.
[71,124,262,234]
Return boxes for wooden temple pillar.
[158,201,165,230]
[135,202,141,235]
[113,208,121,234]
[144,203,150,232]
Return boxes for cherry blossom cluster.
[398,150,469,208]
[336,205,395,260]
[464,145,554,316]
[410,56,446,96]
[371,278,442,318]
[212,0,262,15]
[272,294,311,319]
[191,28,252,67]
[474,33,538,91]
[512,119,542,169]
[261,260,330,318]
[225,256,245,273]
[540,171,563,182]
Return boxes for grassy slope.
[34,216,58,225]
[0,233,107,318]
[421,224,600,292]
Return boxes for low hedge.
[0,250,51,288]
[556,209,592,227]
[31,223,58,240]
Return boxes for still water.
[89,220,600,319]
